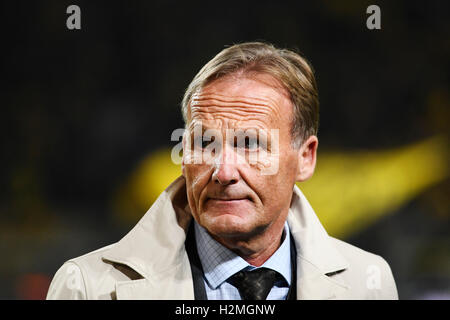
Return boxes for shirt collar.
[195,220,291,290]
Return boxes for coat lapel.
[288,185,350,299]
[102,177,195,300]
[293,249,349,300]
[113,265,195,300]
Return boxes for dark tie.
[228,268,278,300]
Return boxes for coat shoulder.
[46,243,137,300]
[330,237,383,264]
[328,237,399,299]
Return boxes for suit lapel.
[184,221,208,300]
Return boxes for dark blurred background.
[0,0,449,299]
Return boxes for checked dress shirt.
[194,220,292,300]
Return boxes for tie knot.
[229,268,278,300]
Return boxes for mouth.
[206,196,252,203]
[203,195,254,214]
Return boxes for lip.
[207,196,251,202]
[206,197,252,205]
[209,198,247,202]
[204,197,253,212]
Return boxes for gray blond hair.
[181,42,319,147]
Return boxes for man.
[47,42,398,300]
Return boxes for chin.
[201,213,260,239]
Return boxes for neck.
[212,219,286,267]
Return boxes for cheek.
[184,164,213,208]
[250,152,297,203]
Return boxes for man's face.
[182,73,301,241]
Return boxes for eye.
[193,135,213,149]
[244,136,259,150]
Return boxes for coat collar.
[287,185,350,299]
[102,176,349,299]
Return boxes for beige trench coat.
[46,176,398,300]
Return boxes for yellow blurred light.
[299,136,448,237]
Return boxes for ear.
[181,131,187,177]
[295,135,318,182]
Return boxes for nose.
[212,144,240,186]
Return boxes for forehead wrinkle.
[191,98,275,112]
[189,115,271,132]
[190,107,279,131]
[190,98,282,127]
[192,93,282,116]
[192,92,281,109]
[191,106,271,119]
[187,78,293,132]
